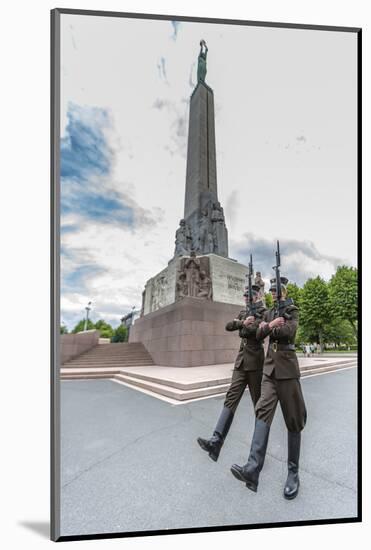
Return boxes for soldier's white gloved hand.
[269,317,285,329]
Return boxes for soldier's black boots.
[197,407,234,462]
[230,418,270,492]
[284,431,301,499]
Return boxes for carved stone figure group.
[175,252,212,300]
[174,219,192,256]
[174,201,228,257]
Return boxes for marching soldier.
[197,282,266,462]
[231,244,307,500]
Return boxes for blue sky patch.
[61,104,112,180]
[60,103,139,317]
[60,223,79,235]
[61,103,136,227]
[61,264,106,295]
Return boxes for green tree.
[100,328,114,339]
[60,324,69,334]
[299,276,330,352]
[322,319,356,348]
[295,325,306,349]
[328,266,358,339]
[264,292,273,308]
[72,319,95,333]
[286,282,302,308]
[94,319,114,339]
[111,324,128,343]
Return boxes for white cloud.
[60,14,357,329]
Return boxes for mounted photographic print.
[51,8,361,542]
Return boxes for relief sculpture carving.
[175,252,213,301]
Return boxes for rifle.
[274,240,281,298]
[248,254,257,317]
[243,254,258,322]
[272,240,292,319]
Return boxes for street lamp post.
[84,301,92,331]
[128,306,136,341]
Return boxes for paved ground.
[60,367,358,537]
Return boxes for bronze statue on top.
[197,39,208,83]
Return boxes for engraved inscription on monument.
[227,275,245,292]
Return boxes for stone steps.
[62,372,116,380]
[65,357,154,361]
[63,361,154,368]
[62,342,154,368]
[113,373,230,401]
[70,352,152,356]
[66,355,154,360]
[63,355,152,360]
[113,361,357,400]
[114,369,231,390]
[63,362,154,368]
[60,359,357,402]
[299,359,357,372]
[300,361,357,377]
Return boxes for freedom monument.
[130,41,261,366]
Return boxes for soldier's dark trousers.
[252,370,306,497]
[224,368,263,413]
[255,371,307,432]
[197,368,262,462]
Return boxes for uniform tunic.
[254,300,307,432]
[223,302,266,412]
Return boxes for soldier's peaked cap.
[243,284,260,296]
[270,277,288,290]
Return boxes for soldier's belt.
[269,343,296,352]
[242,338,263,350]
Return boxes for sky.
[60,14,358,330]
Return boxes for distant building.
[121,309,141,331]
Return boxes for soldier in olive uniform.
[197,286,266,462]
[231,277,307,499]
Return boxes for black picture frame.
[51,8,362,542]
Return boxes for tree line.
[276,265,357,351]
[60,319,128,342]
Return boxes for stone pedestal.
[129,297,243,367]
[142,253,248,316]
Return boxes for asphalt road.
[60,367,358,537]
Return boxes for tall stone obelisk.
[184,81,218,217]
[174,40,228,258]
[130,42,250,367]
